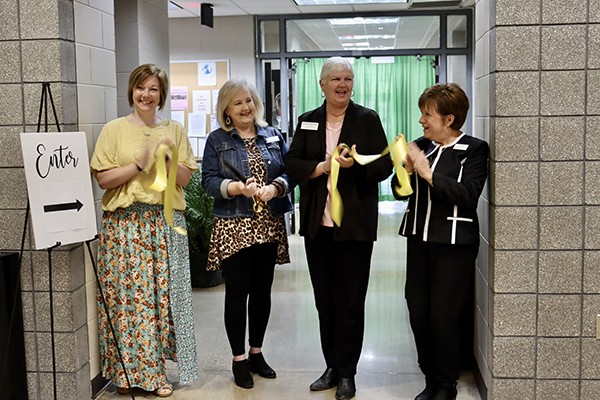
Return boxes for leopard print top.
[207,136,290,271]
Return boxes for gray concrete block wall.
[475,0,600,397]
[0,0,93,398]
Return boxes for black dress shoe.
[248,352,276,378]
[431,382,457,400]
[309,368,338,391]
[415,378,438,400]
[335,377,356,400]
[232,359,254,389]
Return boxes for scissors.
[222,159,265,213]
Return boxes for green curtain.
[294,56,435,201]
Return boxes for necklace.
[132,112,158,136]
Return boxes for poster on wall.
[171,110,185,126]
[188,113,207,137]
[210,114,219,132]
[198,61,217,86]
[192,90,211,114]
[171,86,188,110]
[212,90,219,114]
[19,132,97,249]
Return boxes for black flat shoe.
[248,352,276,378]
[335,377,356,400]
[232,359,254,389]
[309,368,338,391]
[432,382,457,400]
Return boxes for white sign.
[198,61,217,86]
[20,132,97,249]
[192,90,211,114]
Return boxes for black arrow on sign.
[43,199,83,213]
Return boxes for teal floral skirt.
[96,203,198,391]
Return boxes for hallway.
[98,203,482,400]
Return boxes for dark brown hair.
[418,83,469,130]
[127,64,169,110]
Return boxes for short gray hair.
[320,57,354,81]
[216,78,268,132]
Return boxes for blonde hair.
[217,78,268,132]
[127,64,169,110]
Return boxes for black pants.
[304,227,374,378]
[405,237,477,383]
[221,242,277,357]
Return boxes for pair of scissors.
[222,159,265,213]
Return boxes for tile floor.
[98,202,482,400]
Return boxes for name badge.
[301,121,319,131]
[454,143,469,151]
[266,136,279,143]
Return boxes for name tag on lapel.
[454,143,469,151]
[301,121,319,131]
[266,136,279,143]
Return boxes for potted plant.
[184,168,223,287]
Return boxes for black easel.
[28,83,134,399]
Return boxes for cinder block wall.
[0,0,91,398]
[474,0,600,398]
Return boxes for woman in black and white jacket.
[393,83,488,400]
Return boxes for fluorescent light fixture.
[342,42,370,47]
[338,34,395,40]
[329,17,399,25]
[295,0,407,4]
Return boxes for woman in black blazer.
[285,57,393,400]
[394,83,489,400]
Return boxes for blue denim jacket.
[201,125,293,218]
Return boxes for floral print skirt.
[96,203,198,391]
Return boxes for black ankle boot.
[232,359,254,388]
[431,382,457,400]
[414,378,438,400]
[335,377,356,400]
[309,368,338,391]
[248,352,276,378]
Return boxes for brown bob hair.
[127,64,169,110]
[418,83,469,130]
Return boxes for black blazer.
[394,133,489,245]
[285,101,393,241]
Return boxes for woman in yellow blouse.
[90,64,198,398]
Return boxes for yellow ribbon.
[330,146,344,227]
[330,134,413,227]
[150,143,187,235]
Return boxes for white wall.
[169,16,256,85]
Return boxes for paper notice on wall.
[198,61,217,86]
[188,113,207,137]
[171,86,188,110]
[210,114,219,132]
[192,90,211,114]
[212,90,219,114]
[171,110,185,126]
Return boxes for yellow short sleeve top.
[90,117,198,211]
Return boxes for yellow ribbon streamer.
[150,143,187,235]
[389,134,413,199]
[330,134,413,227]
[330,146,344,227]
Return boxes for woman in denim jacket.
[201,78,292,389]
